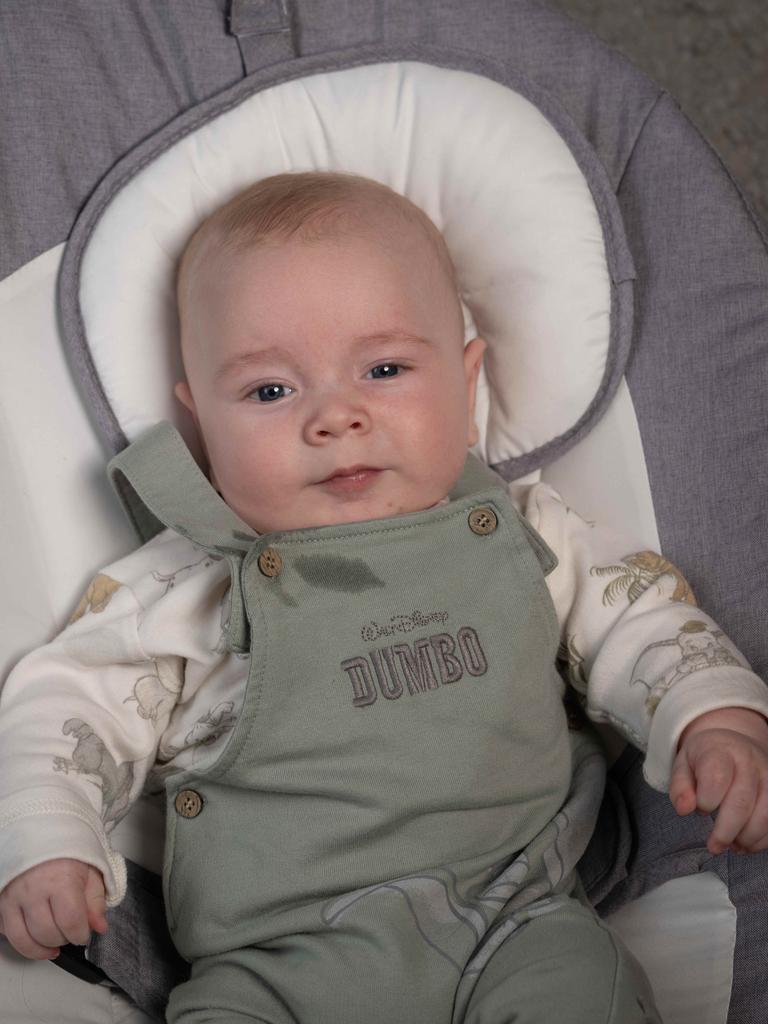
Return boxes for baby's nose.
[304,395,371,442]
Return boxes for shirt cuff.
[644,668,768,791]
[0,787,127,905]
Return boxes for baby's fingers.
[22,898,70,952]
[690,748,736,816]
[669,751,698,816]
[731,782,768,853]
[50,887,95,947]
[1,904,61,960]
[84,865,108,935]
[707,770,758,855]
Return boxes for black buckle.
[53,943,109,985]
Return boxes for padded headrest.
[62,59,634,477]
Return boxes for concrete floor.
[544,0,768,225]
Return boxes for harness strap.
[228,0,297,76]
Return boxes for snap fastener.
[175,790,203,819]
[258,547,283,578]
[468,507,498,535]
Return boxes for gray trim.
[491,277,634,480]
[58,42,635,476]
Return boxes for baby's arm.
[671,706,768,854]
[0,531,230,959]
[0,858,107,960]
[0,598,148,918]
[514,480,768,815]
[0,539,193,950]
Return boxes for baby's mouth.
[317,466,383,494]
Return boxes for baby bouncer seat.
[1,2,766,1022]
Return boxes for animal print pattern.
[69,574,122,623]
[630,619,744,714]
[53,719,135,828]
[591,551,696,607]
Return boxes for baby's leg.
[166,952,292,1024]
[166,938,454,1024]
[457,897,661,1024]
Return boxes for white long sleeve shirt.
[1,480,766,906]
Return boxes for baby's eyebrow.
[215,332,432,381]
[215,346,296,381]
[353,331,434,348]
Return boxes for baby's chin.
[253,490,446,535]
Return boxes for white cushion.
[78,61,611,468]
[608,872,736,1024]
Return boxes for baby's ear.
[174,380,196,417]
[463,337,486,447]
[173,382,214,482]
[174,380,205,450]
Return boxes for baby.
[2,171,768,1024]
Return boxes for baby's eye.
[367,363,401,380]
[251,383,294,402]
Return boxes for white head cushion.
[76,61,616,469]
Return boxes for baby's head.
[175,171,485,534]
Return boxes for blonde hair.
[177,171,461,329]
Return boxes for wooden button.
[258,547,283,578]
[175,790,203,819]
[468,507,498,535]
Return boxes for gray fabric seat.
[1,3,766,1022]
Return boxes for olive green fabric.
[110,424,658,1023]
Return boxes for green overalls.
[110,424,660,1024]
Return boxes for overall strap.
[108,422,257,654]
[448,452,507,501]
[451,454,558,577]
[108,422,256,553]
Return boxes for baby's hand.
[670,707,768,855]
[0,858,107,959]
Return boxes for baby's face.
[176,226,485,535]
